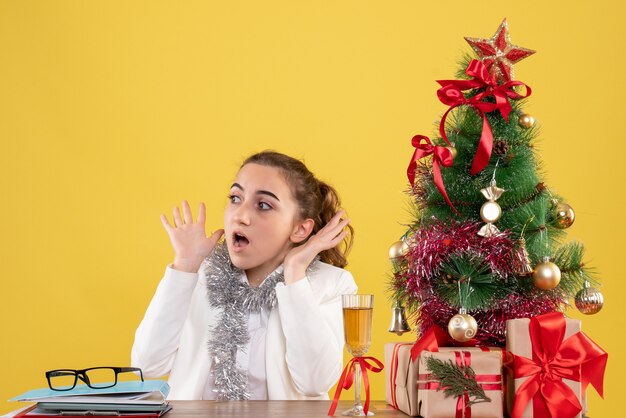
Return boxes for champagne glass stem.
[353,362,362,410]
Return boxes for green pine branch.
[553,241,597,296]
[454,54,474,79]
[425,356,491,406]
[388,270,420,314]
[435,252,507,310]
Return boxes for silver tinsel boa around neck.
[204,242,319,400]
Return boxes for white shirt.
[202,273,271,400]
[131,260,358,400]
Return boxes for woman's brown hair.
[242,150,353,268]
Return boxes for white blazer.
[131,260,357,400]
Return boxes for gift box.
[385,342,503,417]
[385,343,419,416]
[416,350,503,418]
[506,313,607,418]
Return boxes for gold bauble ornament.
[553,202,575,229]
[480,201,502,223]
[447,309,478,342]
[518,113,535,129]
[575,281,604,315]
[446,145,458,160]
[533,257,561,290]
[389,240,409,261]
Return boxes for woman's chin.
[227,249,251,271]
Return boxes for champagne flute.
[342,294,374,416]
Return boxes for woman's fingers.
[209,229,225,245]
[306,215,349,254]
[313,229,348,253]
[173,206,183,227]
[197,202,206,225]
[172,201,202,227]
[182,200,194,224]
[319,217,350,242]
[315,210,346,235]
[160,214,173,232]
[327,210,345,227]
[329,230,348,247]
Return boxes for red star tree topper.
[464,18,535,82]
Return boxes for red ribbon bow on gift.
[328,356,384,416]
[437,59,531,175]
[406,135,458,214]
[511,312,608,418]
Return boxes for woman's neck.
[245,261,282,288]
[244,246,291,288]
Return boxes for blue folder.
[9,380,170,403]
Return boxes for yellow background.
[1,1,624,416]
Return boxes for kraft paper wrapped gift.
[506,315,582,418]
[385,342,503,417]
[416,350,503,418]
[506,318,583,418]
[385,343,418,416]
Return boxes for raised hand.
[160,200,224,273]
[283,210,350,284]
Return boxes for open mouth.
[233,232,250,250]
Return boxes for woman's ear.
[290,218,315,244]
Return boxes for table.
[167,400,405,418]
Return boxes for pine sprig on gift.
[425,356,491,406]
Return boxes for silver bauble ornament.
[575,281,604,315]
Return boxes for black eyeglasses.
[46,367,144,391]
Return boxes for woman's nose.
[233,202,251,225]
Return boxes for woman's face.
[224,163,301,279]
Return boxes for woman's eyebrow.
[258,190,280,201]
[231,183,280,201]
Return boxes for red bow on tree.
[406,135,458,214]
[437,59,531,175]
[511,313,608,418]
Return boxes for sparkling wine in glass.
[342,294,374,416]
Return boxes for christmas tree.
[390,19,604,346]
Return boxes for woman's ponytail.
[316,180,353,268]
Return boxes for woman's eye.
[228,194,241,203]
[258,202,272,210]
